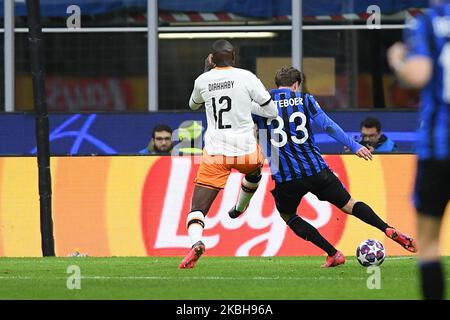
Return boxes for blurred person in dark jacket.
[140,124,173,155]
[358,117,397,153]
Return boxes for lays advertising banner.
[1,155,450,257]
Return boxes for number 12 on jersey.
[212,96,232,129]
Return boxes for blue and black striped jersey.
[405,4,450,160]
[253,89,328,183]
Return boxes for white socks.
[236,178,260,212]
[186,210,205,246]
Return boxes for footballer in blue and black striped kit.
[389,0,450,300]
[257,89,329,183]
[405,2,450,212]
[233,67,417,268]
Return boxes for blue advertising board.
[0,111,418,155]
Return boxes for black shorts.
[271,168,351,214]
[414,160,450,218]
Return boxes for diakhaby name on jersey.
[208,80,235,92]
[275,96,303,108]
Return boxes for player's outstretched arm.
[313,111,372,160]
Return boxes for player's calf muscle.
[191,186,219,214]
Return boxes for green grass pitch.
[0,256,449,300]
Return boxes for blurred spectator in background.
[358,117,397,152]
[173,120,204,155]
[139,124,173,154]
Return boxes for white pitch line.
[81,276,358,281]
[0,275,366,281]
[0,275,423,281]
[2,275,450,281]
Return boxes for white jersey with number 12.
[189,67,272,156]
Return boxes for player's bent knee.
[342,198,356,214]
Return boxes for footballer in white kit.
[179,39,277,269]
[189,66,275,157]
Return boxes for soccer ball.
[356,239,385,267]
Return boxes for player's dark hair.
[211,39,235,67]
[152,124,173,139]
[275,67,303,87]
[360,117,381,132]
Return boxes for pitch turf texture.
[0,256,449,299]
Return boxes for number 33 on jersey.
[253,89,329,183]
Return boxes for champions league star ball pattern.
[356,239,386,267]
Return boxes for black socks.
[419,261,445,300]
[286,215,337,257]
[352,202,389,232]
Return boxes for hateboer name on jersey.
[208,80,234,92]
[275,96,303,108]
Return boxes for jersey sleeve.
[247,73,273,107]
[251,100,278,119]
[404,15,431,59]
[304,94,325,119]
[189,79,204,110]
[307,95,362,153]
